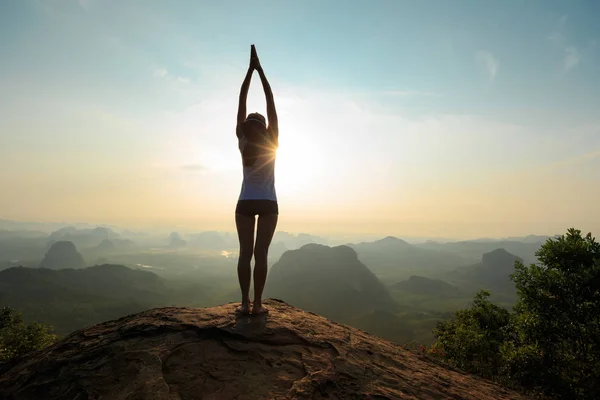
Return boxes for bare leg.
[252,214,278,314]
[235,213,256,315]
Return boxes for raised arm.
[257,67,278,137]
[251,46,278,139]
[237,66,253,128]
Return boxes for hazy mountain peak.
[266,244,396,321]
[39,240,86,270]
[369,236,411,247]
[481,248,523,266]
[296,243,358,258]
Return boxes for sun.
[274,132,323,200]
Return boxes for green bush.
[0,306,57,363]
[430,228,600,399]
[431,290,512,380]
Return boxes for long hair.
[241,113,269,167]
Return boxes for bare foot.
[251,304,269,315]
[236,301,250,315]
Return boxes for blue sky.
[1,0,599,238]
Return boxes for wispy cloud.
[153,68,168,78]
[564,46,581,71]
[476,51,499,82]
[549,16,581,72]
[152,67,192,91]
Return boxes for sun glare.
[275,130,324,200]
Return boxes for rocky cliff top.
[0,299,528,400]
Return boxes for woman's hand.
[250,44,262,71]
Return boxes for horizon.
[0,216,564,244]
[1,0,599,239]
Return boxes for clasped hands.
[249,44,263,72]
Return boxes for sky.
[1,0,599,240]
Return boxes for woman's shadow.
[233,312,269,336]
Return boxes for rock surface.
[0,299,529,400]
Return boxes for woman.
[235,45,279,315]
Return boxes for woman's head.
[242,112,267,143]
[241,112,272,167]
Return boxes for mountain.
[273,231,329,249]
[0,219,121,233]
[47,226,120,249]
[186,231,231,249]
[416,239,543,265]
[393,275,460,297]
[265,244,398,322]
[349,236,475,281]
[39,241,86,270]
[449,248,523,294]
[0,264,168,335]
[94,238,116,253]
[267,240,288,260]
[168,232,187,248]
[0,300,529,400]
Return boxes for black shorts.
[235,200,279,217]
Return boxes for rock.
[0,299,529,400]
[39,241,86,270]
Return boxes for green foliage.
[508,228,600,398]
[430,228,600,399]
[431,290,512,379]
[0,306,57,363]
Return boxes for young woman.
[235,45,279,315]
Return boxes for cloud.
[476,51,499,82]
[153,68,168,78]
[152,66,192,92]
[564,46,581,71]
[548,16,581,73]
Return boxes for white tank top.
[238,135,277,201]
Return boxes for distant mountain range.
[348,236,476,281]
[0,219,120,234]
[416,238,544,264]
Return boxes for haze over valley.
[1,218,552,344]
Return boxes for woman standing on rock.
[234,45,279,315]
